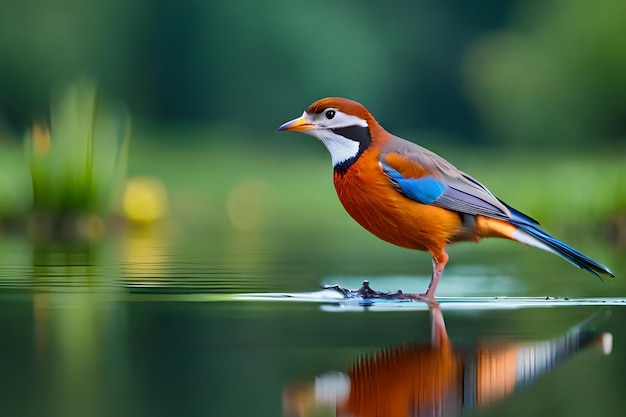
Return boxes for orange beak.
[277,115,315,132]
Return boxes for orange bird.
[278,97,614,300]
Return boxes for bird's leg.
[429,303,451,351]
[419,249,449,301]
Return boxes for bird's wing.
[379,137,538,225]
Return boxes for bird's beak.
[277,115,315,132]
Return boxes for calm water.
[0,231,624,417]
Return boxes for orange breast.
[334,148,463,252]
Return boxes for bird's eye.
[325,110,336,120]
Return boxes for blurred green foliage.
[0,0,623,239]
[465,0,626,146]
[0,0,623,146]
[0,80,130,239]
[25,79,130,216]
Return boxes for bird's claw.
[322,283,352,298]
[322,280,435,304]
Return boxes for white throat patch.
[316,131,361,167]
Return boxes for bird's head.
[278,97,380,170]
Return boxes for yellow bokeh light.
[123,176,168,225]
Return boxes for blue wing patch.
[381,164,446,204]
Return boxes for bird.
[278,97,614,301]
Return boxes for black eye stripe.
[331,125,371,146]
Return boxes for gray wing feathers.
[380,135,512,219]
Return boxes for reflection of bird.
[282,306,612,417]
[279,98,614,300]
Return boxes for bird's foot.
[416,292,439,307]
[322,280,432,303]
[321,283,352,298]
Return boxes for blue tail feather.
[515,223,614,279]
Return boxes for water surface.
[0,232,624,417]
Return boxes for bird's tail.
[512,223,614,279]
